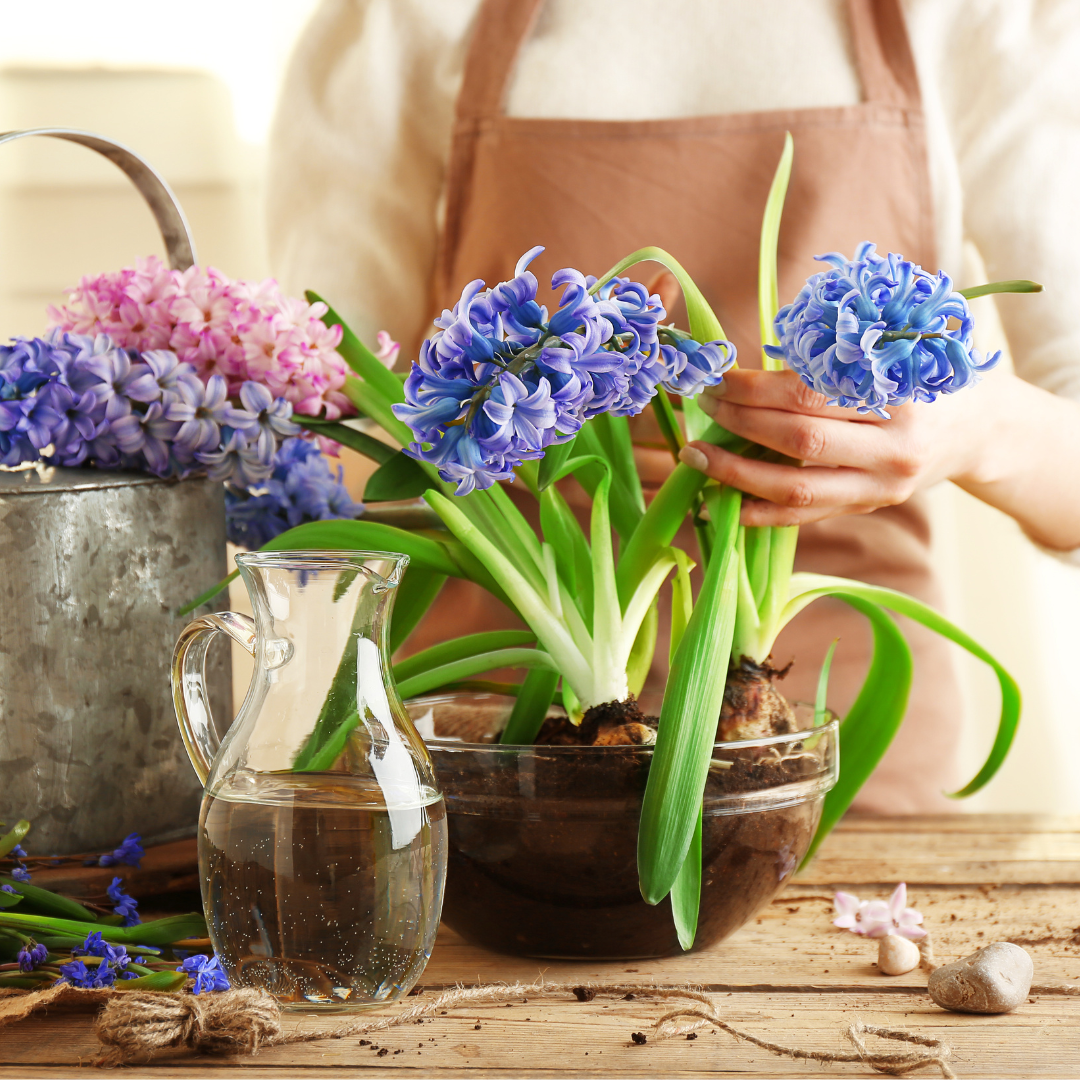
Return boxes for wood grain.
[2,814,1078,1077]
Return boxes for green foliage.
[292,418,397,465]
[364,451,432,501]
[0,820,30,858]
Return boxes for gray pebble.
[927,942,1034,1014]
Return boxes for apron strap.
[847,0,923,109]
[456,0,546,122]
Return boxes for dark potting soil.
[431,737,823,959]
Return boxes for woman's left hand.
[677,368,987,527]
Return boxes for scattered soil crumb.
[631,1032,647,1045]
[623,993,636,1000]
[573,986,597,1002]
[377,1048,388,1057]
[474,1024,481,1030]
[359,1040,371,1046]
[687,1033,698,1040]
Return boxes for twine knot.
[94,988,282,1065]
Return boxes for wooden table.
[2,814,1078,1077]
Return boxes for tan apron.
[411,0,963,812]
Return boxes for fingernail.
[697,393,718,416]
[678,445,709,472]
[710,379,728,397]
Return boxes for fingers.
[678,441,909,525]
[700,396,905,471]
[702,368,880,422]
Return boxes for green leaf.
[759,132,794,369]
[959,280,1043,300]
[306,290,406,405]
[538,436,577,490]
[0,820,29,858]
[802,598,911,864]
[393,630,536,685]
[0,912,206,946]
[397,648,560,700]
[0,891,21,909]
[573,425,643,541]
[539,485,593,621]
[783,573,1021,799]
[364,451,433,502]
[668,548,695,665]
[638,484,742,904]
[0,880,99,923]
[499,665,560,745]
[670,804,702,951]
[815,639,839,727]
[293,418,397,464]
[339,373,415,446]
[615,424,751,607]
[591,246,727,345]
[650,390,684,461]
[590,413,645,517]
[389,569,447,655]
[115,970,189,992]
[626,599,658,699]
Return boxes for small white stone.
[927,942,1034,1014]
[877,934,921,975]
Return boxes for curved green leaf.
[116,970,189,992]
[397,648,560,700]
[803,598,911,864]
[393,630,536,685]
[783,573,1021,800]
[671,805,702,951]
[306,290,406,405]
[293,418,397,464]
[389,569,448,655]
[0,820,30,858]
[365,451,433,501]
[0,880,98,923]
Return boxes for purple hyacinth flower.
[113,401,180,475]
[176,953,230,994]
[0,883,16,894]
[38,382,100,466]
[659,337,736,396]
[764,242,1000,416]
[18,942,48,972]
[73,341,150,420]
[10,866,31,883]
[122,349,203,405]
[197,429,274,487]
[238,381,301,461]
[98,832,144,869]
[106,876,140,927]
[166,373,256,453]
[78,931,130,968]
[480,371,557,452]
[55,957,115,989]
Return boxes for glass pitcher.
[171,550,446,1010]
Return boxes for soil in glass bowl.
[408,694,837,959]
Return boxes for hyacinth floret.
[765,242,1000,417]
[394,247,736,495]
[224,436,363,547]
[98,833,144,869]
[18,942,48,973]
[176,953,231,993]
[107,877,141,927]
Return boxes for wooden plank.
[24,839,199,897]
[4,816,1080,1076]
[798,817,1080,885]
[421,884,1080,989]
[1,989,1077,1077]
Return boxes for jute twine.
[79,931,1080,1073]
[94,978,956,1076]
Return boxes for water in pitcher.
[200,771,447,1009]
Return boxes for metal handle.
[171,612,256,785]
[0,127,197,270]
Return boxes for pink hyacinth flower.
[374,330,400,369]
[832,890,868,932]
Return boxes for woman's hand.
[676,367,1080,551]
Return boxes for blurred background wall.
[1,2,1076,813]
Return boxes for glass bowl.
[407,693,838,959]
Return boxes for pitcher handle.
[171,612,256,785]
